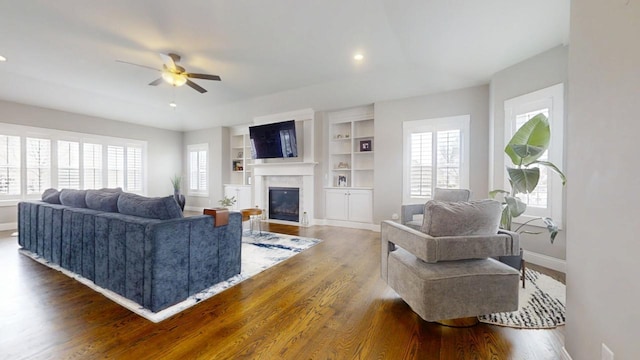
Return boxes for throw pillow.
[117,192,184,220]
[421,199,501,237]
[42,188,61,204]
[85,189,121,212]
[59,189,88,208]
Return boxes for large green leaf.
[489,189,510,199]
[530,160,567,185]
[507,167,540,194]
[509,144,545,160]
[505,195,527,217]
[505,113,550,165]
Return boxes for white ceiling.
[0,0,569,131]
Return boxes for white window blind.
[126,146,143,192]
[58,140,80,189]
[0,135,20,195]
[188,144,208,195]
[107,145,124,188]
[83,143,102,189]
[403,115,469,204]
[26,138,51,195]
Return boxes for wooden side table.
[240,208,262,234]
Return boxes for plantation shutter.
[126,146,143,192]
[198,150,207,191]
[83,143,102,189]
[410,132,433,198]
[26,137,51,194]
[58,140,80,189]
[107,145,124,188]
[0,135,21,195]
[435,130,461,189]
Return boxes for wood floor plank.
[0,225,565,359]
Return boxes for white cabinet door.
[347,189,372,223]
[224,185,252,210]
[324,189,349,220]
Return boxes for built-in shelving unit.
[230,132,253,185]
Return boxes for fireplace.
[269,187,299,222]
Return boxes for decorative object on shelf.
[337,175,347,187]
[359,140,372,152]
[237,151,243,158]
[337,161,349,169]
[336,134,343,139]
[170,174,186,211]
[218,195,237,209]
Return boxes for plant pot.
[174,190,186,211]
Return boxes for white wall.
[565,1,640,359]
[489,45,568,262]
[0,100,182,227]
[182,126,229,210]
[373,85,490,224]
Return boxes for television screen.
[249,120,298,159]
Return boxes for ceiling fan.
[117,53,221,93]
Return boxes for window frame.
[503,83,564,228]
[0,123,147,205]
[402,115,470,204]
[187,143,209,197]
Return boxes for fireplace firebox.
[269,187,299,222]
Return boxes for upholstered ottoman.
[387,247,519,322]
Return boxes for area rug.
[20,230,321,323]
[479,268,566,329]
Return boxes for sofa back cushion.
[86,189,122,212]
[42,188,62,204]
[117,192,183,220]
[421,199,501,237]
[59,189,88,208]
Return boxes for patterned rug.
[20,230,321,323]
[479,268,566,329]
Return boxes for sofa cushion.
[421,199,501,237]
[59,189,88,208]
[42,188,61,204]
[117,192,183,220]
[86,189,122,212]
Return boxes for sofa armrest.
[381,220,437,281]
[400,204,424,225]
[498,229,521,256]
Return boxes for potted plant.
[218,195,237,209]
[490,112,567,242]
[170,174,186,211]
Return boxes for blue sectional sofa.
[17,188,242,313]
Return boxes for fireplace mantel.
[251,162,318,176]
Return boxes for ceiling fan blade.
[186,79,207,93]
[115,60,160,72]
[159,53,177,71]
[186,73,221,81]
[149,78,163,86]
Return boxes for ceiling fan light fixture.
[162,71,187,87]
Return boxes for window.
[83,143,102,189]
[126,146,143,192]
[107,145,124,188]
[403,115,470,203]
[0,135,20,195]
[26,138,51,195]
[58,140,80,189]
[0,123,147,202]
[504,83,564,226]
[188,144,208,196]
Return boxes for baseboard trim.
[523,250,566,273]
[320,219,378,231]
[184,206,205,212]
[0,222,17,231]
[561,347,572,360]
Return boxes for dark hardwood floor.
[0,224,565,359]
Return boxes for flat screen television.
[249,120,298,159]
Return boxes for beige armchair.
[382,199,520,323]
[401,188,471,230]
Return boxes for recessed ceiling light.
[0,55,7,62]
[169,102,177,108]
[353,53,364,61]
